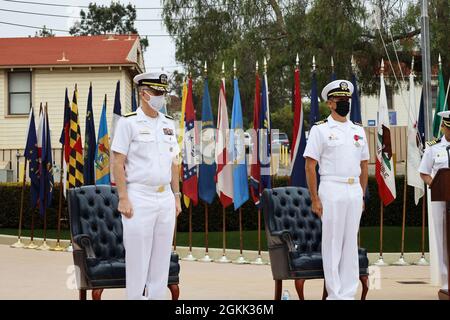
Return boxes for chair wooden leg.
[294,279,306,300]
[168,284,180,300]
[79,289,87,300]
[322,280,328,300]
[274,280,282,300]
[360,275,369,300]
[92,289,104,300]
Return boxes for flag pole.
[232,59,248,265]
[52,147,66,251]
[234,207,249,264]
[217,206,231,263]
[374,203,387,265]
[251,60,266,265]
[415,183,429,265]
[198,61,213,263]
[393,158,409,265]
[182,203,196,261]
[216,62,231,264]
[38,103,50,251]
[198,201,213,262]
[251,208,266,264]
[181,71,196,262]
[24,211,38,249]
[11,157,27,248]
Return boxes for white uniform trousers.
[319,180,363,300]
[122,184,176,300]
[431,201,449,290]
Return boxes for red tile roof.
[0,35,140,67]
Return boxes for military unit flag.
[83,83,96,185]
[95,95,111,185]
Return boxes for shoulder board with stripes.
[124,112,137,117]
[352,121,363,127]
[314,119,328,126]
[426,138,441,146]
[164,114,174,120]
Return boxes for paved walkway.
[0,244,441,300]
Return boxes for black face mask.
[335,100,350,117]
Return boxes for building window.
[8,71,31,115]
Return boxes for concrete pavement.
[0,244,441,300]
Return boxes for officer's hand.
[175,196,182,217]
[118,197,133,219]
[312,199,323,218]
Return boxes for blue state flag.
[83,84,96,185]
[230,78,249,210]
[39,107,54,217]
[198,77,216,204]
[25,108,39,207]
[95,96,111,185]
[350,73,362,123]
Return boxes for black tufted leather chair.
[262,187,369,300]
[68,185,180,300]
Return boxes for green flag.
[432,62,448,138]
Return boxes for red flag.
[250,73,261,205]
[182,78,198,205]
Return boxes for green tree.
[34,25,55,37]
[69,2,148,50]
[163,0,449,127]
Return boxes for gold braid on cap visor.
[141,81,168,88]
[443,119,450,127]
[328,91,352,98]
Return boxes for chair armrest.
[73,234,96,259]
[278,231,296,252]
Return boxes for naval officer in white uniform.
[303,80,369,300]
[419,110,450,293]
[111,72,182,300]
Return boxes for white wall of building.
[0,67,134,149]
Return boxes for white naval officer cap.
[133,72,169,93]
[321,79,354,101]
[438,110,450,128]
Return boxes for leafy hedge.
[0,176,427,232]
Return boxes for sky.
[0,0,182,73]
